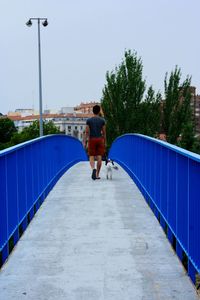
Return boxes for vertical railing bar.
[176,152,178,237]
[16,151,19,228]
[187,158,190,258]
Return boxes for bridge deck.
[0,162,198,300]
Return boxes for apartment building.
[74,101,100,114]
[191,87,200,135]
[7,102,101,141]
[8,112,93,142]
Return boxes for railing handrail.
[0,134,83,157]
[113,133,200,163]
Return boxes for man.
[83,105,106,180]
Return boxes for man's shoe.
[92,169,97,180]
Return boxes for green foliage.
[137,86,162,136]
[0,120,61,150]
[23,120,60,138]
[101,50,144,146]
[177,122,195,151]
[0,118,17,149]
[191,137,200,154]
[12,120,61,144]
[163,66,194,144]
[101,50,161,147]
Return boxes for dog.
[105,159,116,180]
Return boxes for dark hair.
[93,105,101,115]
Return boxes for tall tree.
[163,67,194,144]
[138,86,162,136]
[101,50,146,147]
[178,122,195,150]
[0,117,17,144]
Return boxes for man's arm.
[83,125,90,148]
[102,125,106,148]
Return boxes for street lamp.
[26,18,48,136]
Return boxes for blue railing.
[0,135,87,265]
[109,134,200,285]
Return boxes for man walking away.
[83,105,106,180]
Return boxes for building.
[6,101,103,141]
[59,107,75,114]
[6,102,102,141]
[191,87,200,135]
[180,86,200,136]
[74,101,100,114]
[159,86,200,140]
[6,101,106,142]
[8,112,93,142]
[7,108,38,117]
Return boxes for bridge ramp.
[0,162,198,300]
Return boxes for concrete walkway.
[0,162,198,300]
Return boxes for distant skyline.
[1,0,200,114]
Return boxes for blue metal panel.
[109,133,200,280]
[176,155,188,251]
[16,149,27,223]
[143,139,148,192]
[0,135,87,260]
[32,142,40,201]
[154,144,161,208]
[149,141,154,198]
[25,144,34,212]
[160,147,168,219]
[189,159,200,270]
[6,152,18,238]
[0,156,7,250]
[167,150,176,233]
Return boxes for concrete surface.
[0,162,198,300]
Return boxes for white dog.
[106,161,113,180]
[106,159,115,180]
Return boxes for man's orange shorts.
[88,137,105,156]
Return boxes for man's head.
[93,105,101,115]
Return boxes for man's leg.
[90,156,97,180]
[89,156,95,169]
[96,155,102,178]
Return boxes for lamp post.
[26,18,48,137]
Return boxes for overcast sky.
[1,0,200,114]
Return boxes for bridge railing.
[109,134,200,285]
[0,135,87,266]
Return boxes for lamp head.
[42,19,48,27]
[26,19,32,27]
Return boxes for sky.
[1,0,200,114]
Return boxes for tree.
[0,117,17,145]
[10,120,61,146]
[163,67,194,145]
[191,137,200,154]
[101,50,146,147]
[101,50,161,147]
[177,122,195,151]
[23,120,60,138]
[137,86,162,136]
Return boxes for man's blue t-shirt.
[86,116,105,138]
